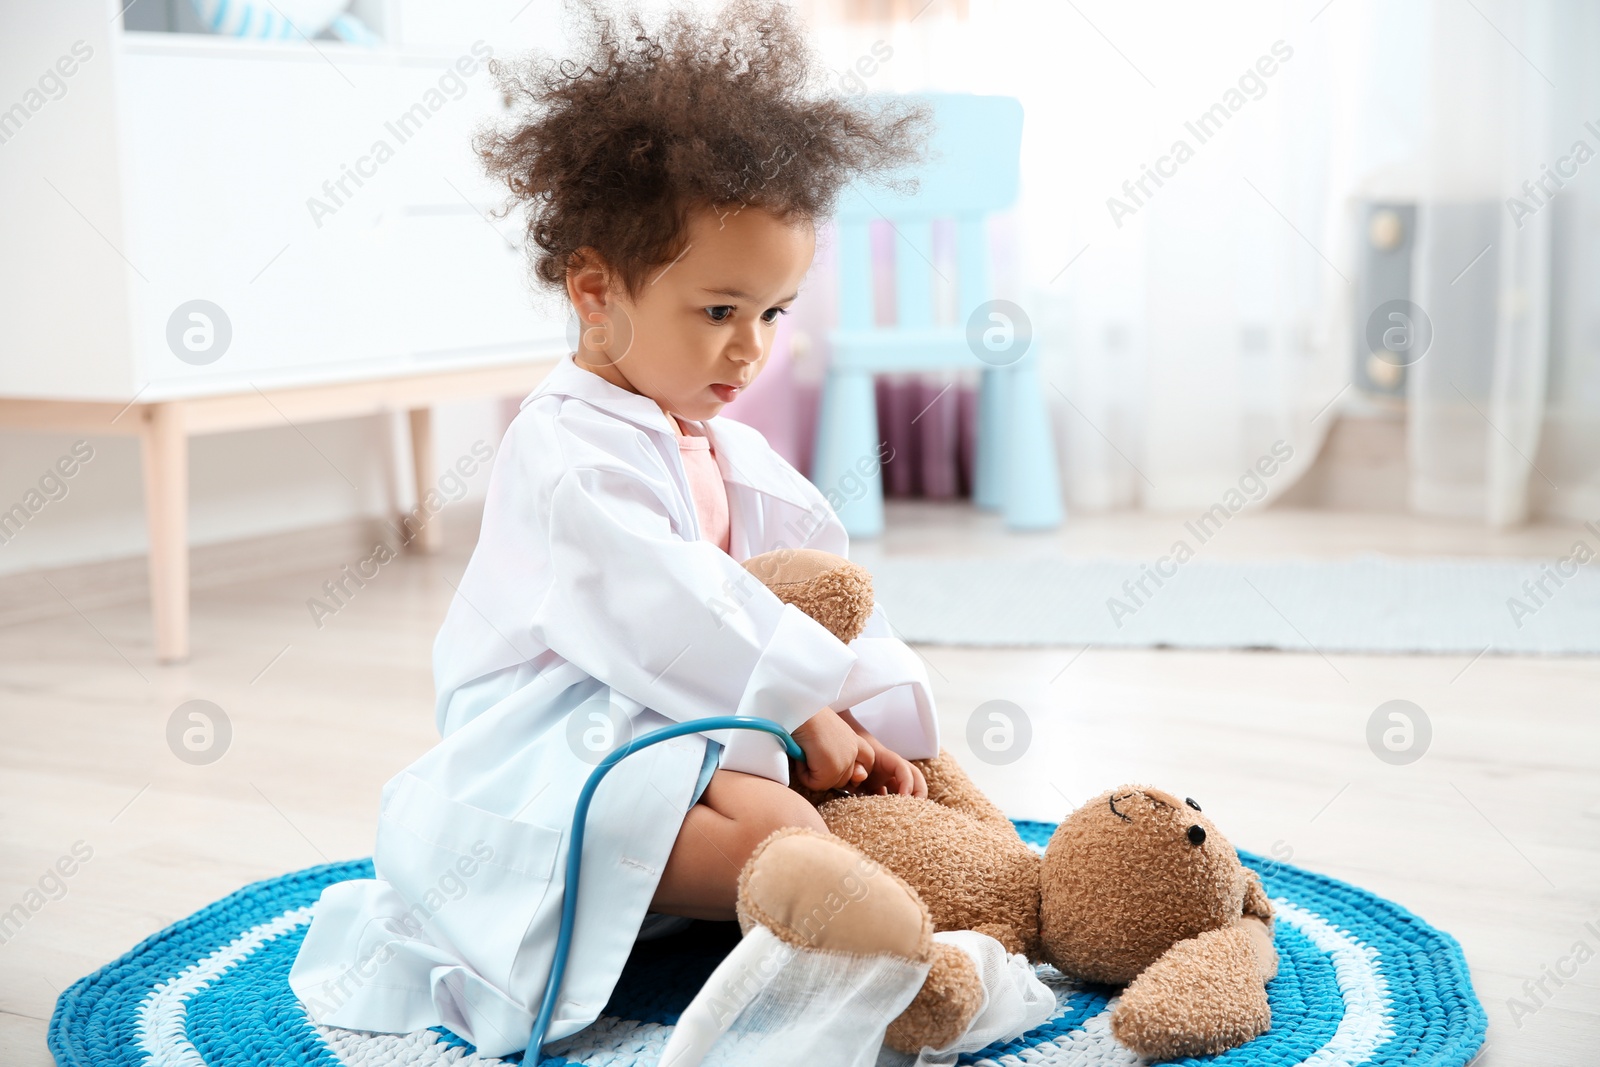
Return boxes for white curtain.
[808,0,1364,513]
[804,0,1600,526]
[1411,0,1600,525]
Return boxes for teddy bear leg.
[913,748,1016,834]
[734,825,928,956]
[734,826,986,1054]
[883,940,986,1054]
[1110,924,1272,1061]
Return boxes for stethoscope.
[522,715,806,1066]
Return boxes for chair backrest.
[830,93,1024,334]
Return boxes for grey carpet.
[867,553,1600,655]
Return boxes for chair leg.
[140,402,189,664]
[1002,358,1065,531]
[812,369,884,539]
[407,407,443,553]
[973,367,1006,512]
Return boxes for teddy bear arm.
[1110,924,1272,1061]
[915,748,1017,835]
[1238,870,1278,982]
[1235,912,1278,984]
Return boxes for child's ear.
[566,249,633,363]
[563,249,611,315]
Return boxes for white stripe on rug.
[1271,899,1395,1066]
[135,906,315,1067]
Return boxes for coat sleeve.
[828,597,941,761]
[529,431,859,784]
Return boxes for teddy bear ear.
[740,547,798,582]
[742,549,874,644]
[1242,869,1274,920]
[741,547,846,584]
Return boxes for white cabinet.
[0,1,572,402]
[0,1,581,662]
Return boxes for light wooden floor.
[1,502,1596,1065]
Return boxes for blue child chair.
[810,92,1064,538]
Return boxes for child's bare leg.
[647,767,827,921]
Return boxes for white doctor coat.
[288,350,941,1058]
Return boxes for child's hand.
[838,711,928,799]
[790,707,874,793]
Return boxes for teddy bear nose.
[1187,825,1206,846]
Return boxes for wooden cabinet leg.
[140,403,189,664]
[407,407,443,553]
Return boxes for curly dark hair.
[474,0,934,304]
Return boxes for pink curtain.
[720,298,809,471]
[724,218,981,502]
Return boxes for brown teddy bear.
[731,547,1280,1061]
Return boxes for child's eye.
[703,306,790,324]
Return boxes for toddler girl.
[289,0,939,1056]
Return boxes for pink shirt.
[674,416,731,553]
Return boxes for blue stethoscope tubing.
[522,715,804,1064]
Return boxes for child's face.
[568,203,816,426]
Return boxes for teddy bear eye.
[1185,797,1202,811]
[1187,825,1206,846]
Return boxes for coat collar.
[523,350,677,436]
[524,351,820,514]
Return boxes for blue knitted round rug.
[48,819,1486,1067]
